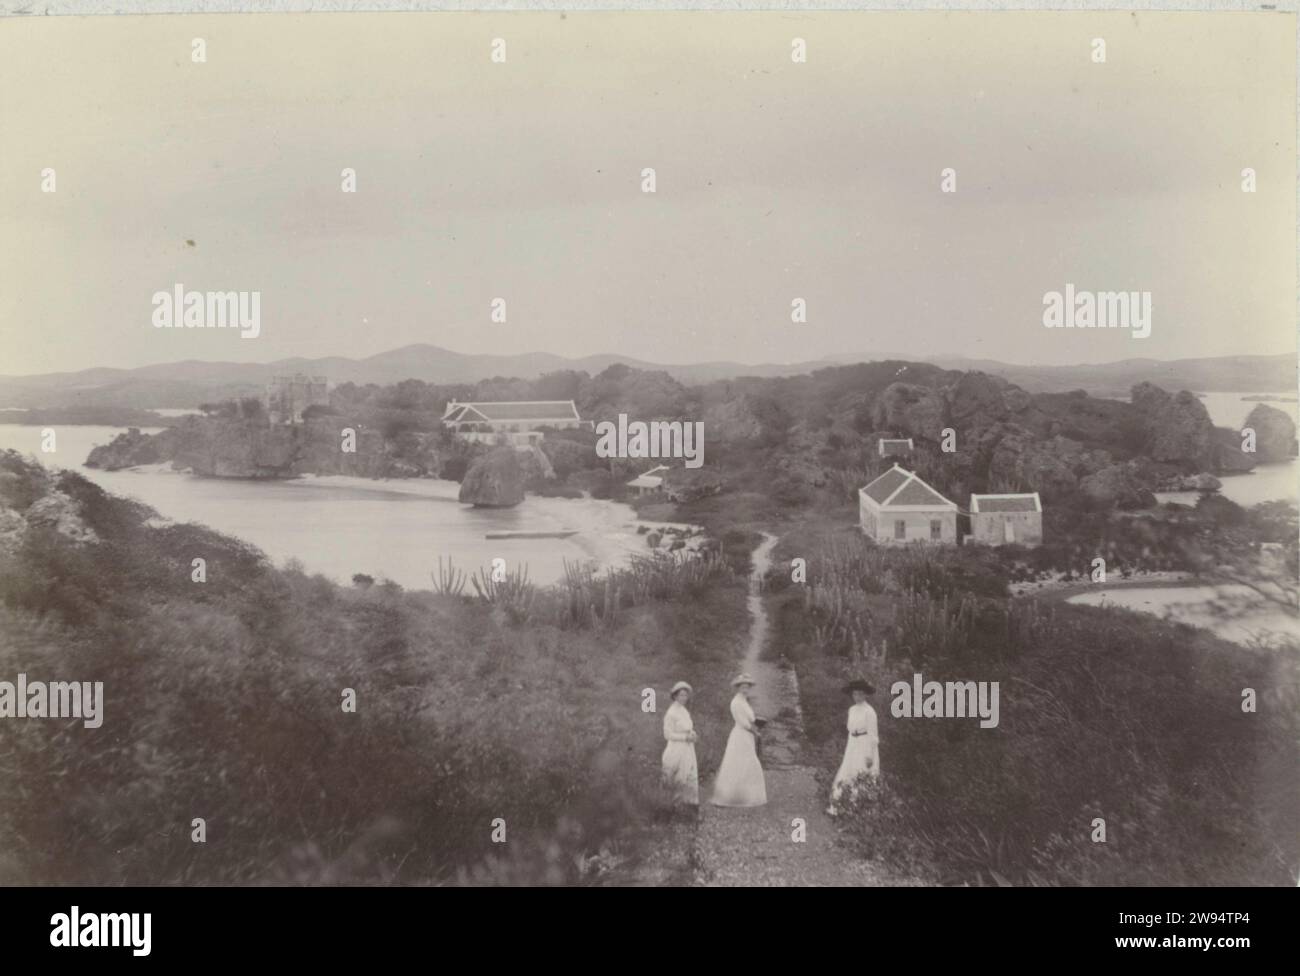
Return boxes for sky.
[0,10,1294,376]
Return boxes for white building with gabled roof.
[441,399,587,445]
[969,492,1043,546]
[859,464,958,544]
[627,465,671,496]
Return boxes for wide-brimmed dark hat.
[844,679,876,695]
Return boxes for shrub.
[470,563,535,624]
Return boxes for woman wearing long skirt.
[827,679,879,816]
[711,674,767,808]
[661,681,699,806]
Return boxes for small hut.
[877,437,914,458]
[968,493,1043,546]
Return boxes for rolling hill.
[0,345,1292,409]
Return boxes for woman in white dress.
[711,674,767,808]
[828,679,880,816]
[661,681,699,806]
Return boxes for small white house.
[969,493,1043,546]
[878,437,914,458]
[626,465,671,496]
[859,465,958,544]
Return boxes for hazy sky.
[0,11,1294,375]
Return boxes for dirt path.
[688,533,897,886]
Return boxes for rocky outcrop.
[946,372,1011,428]
[702,397,765,443]
[1000,385,1034,415]
[174,420,298,478]
[289,419,405,479]
[1130,383,1215,468]
[1244,403,1298,462]
[86,417,297,478]
[1078,463,1157,510]
[0,464,97,552]
[987,430,1097,499]
[0,505,26,555]
[85,427,165,470]
[458,448,524,507]
[1210,427,1257,474]
[866,373,1042,467]
[25,490,99,544]
[665,467,725,503]
[1121,382,1265,476]
[86,416,453,480]
[1161,472,1222,492]
[873,382,945,439]
[523,444,555,481]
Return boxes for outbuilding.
[627,465,671,496]
[968,492,1043,546]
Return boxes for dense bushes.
[771,522,1300,886]
[0,452,749,884]
[830,605,1300,886]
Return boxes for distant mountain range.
[0,345,1293,409]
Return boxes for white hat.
[731,673,756,687]
[670,681,693,697]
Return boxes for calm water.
[0,424,655,588]
[1074,392,1298,644]
[1068,585,1298,647]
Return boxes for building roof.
[860,465,956,509]
[971,492,1042,513]
[878,438,913,453]
[627,466,672,489]
[443,400,581,423]
[861,466,910,503]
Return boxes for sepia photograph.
[0,0,1296,921]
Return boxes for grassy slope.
[4,447,1295,886]
[766,511,1300,886]
[0,452,750,885]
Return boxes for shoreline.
[1010,571,1198,600]
[1025,576,1299,648]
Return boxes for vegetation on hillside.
[82,360,1295,512]
[0,451,749,884]
[766,522,1300,886]
[8,354,1298,886]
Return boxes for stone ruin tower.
[267,373,328,424]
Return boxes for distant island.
[0,406,171,427]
